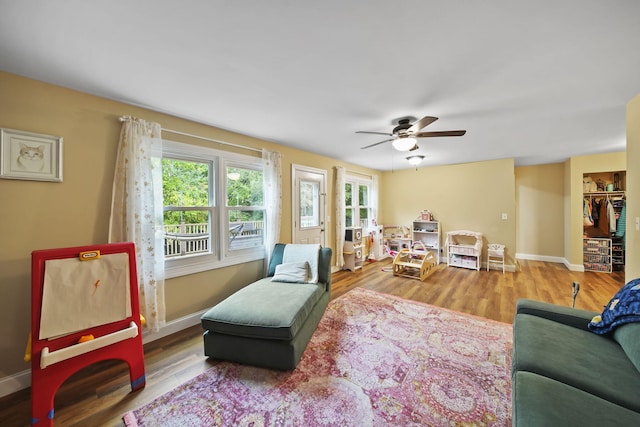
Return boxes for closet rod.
[584,191,625,196]
[119,116,262,154]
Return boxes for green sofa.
[201,243,332,370]
[512,299,640,426]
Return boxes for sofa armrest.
[515,298,599,331]
[266,243,287,277]
[318,247,332,289]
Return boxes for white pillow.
[271,261,310,283]
[282,244,320,284]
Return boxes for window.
[345,176,372,229]
[299,179,320,228]
[226,165,264,251]
[163,158,213,259]
[162,141,264,278]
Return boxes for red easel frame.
[30,242,145,426]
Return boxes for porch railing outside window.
[164,221,263,257]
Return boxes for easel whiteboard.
[39,253,132,339]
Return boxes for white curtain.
[109,117,166,332]
[262,149,282,274]
[371,174,379,231]
[335,166,346,269]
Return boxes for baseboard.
[483,262,517,273]
[564,260,585,272]
[0,310,207,399]
[141,309,206,344]
[0,368,31,399]
[515,253,584,272]
[515,253,565,263]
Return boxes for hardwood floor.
[0,259,624,426]
[332,258,624,323]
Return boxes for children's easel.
[29,242,145,426]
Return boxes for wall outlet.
[501,213,508,220]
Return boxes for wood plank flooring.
[0,259,624,426]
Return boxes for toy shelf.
[446,230,483,271]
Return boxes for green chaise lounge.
[201,243,332,370]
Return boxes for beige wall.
[515,163,565,258]
[626,94,640,281]
[0,71,379,379]
[380,158,516,265]
[2,69,636,390]
[564,152,626,268]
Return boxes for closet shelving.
[583,170,626,273]
[584,191,626,271]
[583,238,612,273]
[612,239,625,271]
[583,193,623,273]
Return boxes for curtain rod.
[346,169,374,179]
[119,116,262,154]
[161,128,263,153]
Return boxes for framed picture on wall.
[0,128,63,182]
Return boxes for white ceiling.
[1,1,639,171]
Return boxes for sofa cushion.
[513,371,640,427]
[272,261,309,283]
[201,278,324,340]
[613,322,640,374]
[589,278,640,334]
[513,313,640,412]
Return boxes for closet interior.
[582,171,626,273]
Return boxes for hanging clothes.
[591,198,600,227]
[591,199,601,228]
[608,199,616,234]
[583,198,594,227]
[616,200,626,244]
[597,199,609,236]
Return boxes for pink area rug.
[123,288,512,426]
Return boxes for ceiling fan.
[357,116,466,151]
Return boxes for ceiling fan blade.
[356,131,394,136]
[407,116,438,133]
[360,138,395,149]
[414,130,467,138]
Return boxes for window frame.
[344,174,373,229]
[162,140,265,279]
[224,160,266,254]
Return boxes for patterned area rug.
[123,288,512,426]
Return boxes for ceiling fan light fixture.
[392,136,417,151]
[406,155,425,166]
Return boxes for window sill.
[165,250,265,279]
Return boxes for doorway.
[292,164,327,246]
